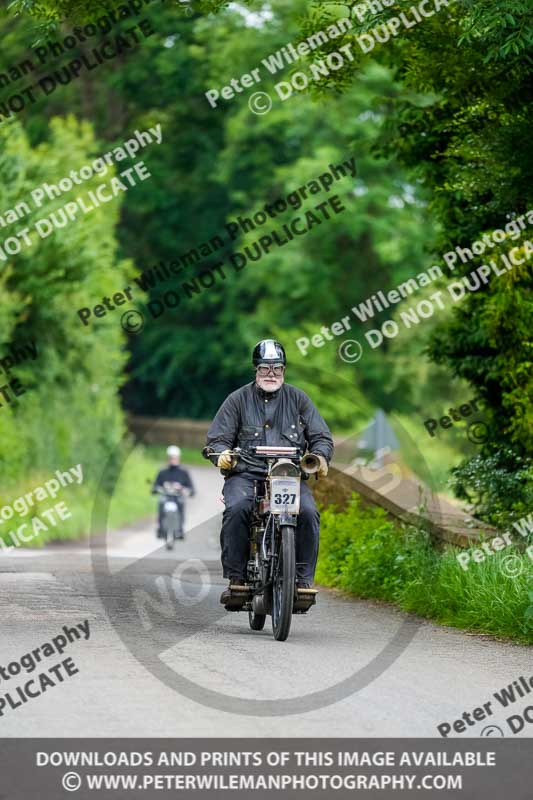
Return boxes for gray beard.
[256,378,283,393]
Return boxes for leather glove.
[217,450,234,470]
[314,454,329,477]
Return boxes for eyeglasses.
[257,364,285,376]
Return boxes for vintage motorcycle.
[154,482,187,550]
[203,445,321,641]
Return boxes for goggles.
[256,363,285,377]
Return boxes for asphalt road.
[0,466,531,738]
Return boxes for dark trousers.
[221,474,320,582]
[157,497,185,535]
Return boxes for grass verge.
[316,494,533,644]
[0,443,204,550]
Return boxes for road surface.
[0,465,531,737]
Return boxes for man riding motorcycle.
[151,445,195,539]
[205,339,334,606]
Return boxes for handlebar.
[202,446,255,470]
[203,446,300,459]
[202,446,321,476]
[152,484,190,497]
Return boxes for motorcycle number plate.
[270,477,300,514]
[164,501,178,512]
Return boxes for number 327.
[274,493,296,504]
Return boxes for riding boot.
[220,578,246,606]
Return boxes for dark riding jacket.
[205,381,334,477]
[152,465,195,495]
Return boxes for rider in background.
[205,339,333,604]
[151,445,196,538]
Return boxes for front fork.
[248,513,296,614]
[271,513,299,605]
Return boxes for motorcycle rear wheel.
[272,526,295,641]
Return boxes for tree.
[0,116,129,482]
[3,0,437,420]
[290,0,533,521]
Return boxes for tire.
[272,526,295,641]
[175,506,184,540]
[165,528,174,550]
[248,611,266,631]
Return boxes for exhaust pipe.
[301,453,321,475]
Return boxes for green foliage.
[0,118,128,485]
[0,443,165,548]
[525,589,533,631]
[301,0,533,519]
[0,0,442,430]
[281,336,372,430]
[317,494,533,642]
[450,448,533,529]
[456,0,533,63]
[2,0,530,524]
[8,0,190,24]
[400,545,533,643]
[316,495,436,598]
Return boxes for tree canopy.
[0,0,531,522]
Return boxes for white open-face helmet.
[167,445,181,458]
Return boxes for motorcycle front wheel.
[271,526,295,641]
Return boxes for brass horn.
[301,453,321,475]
